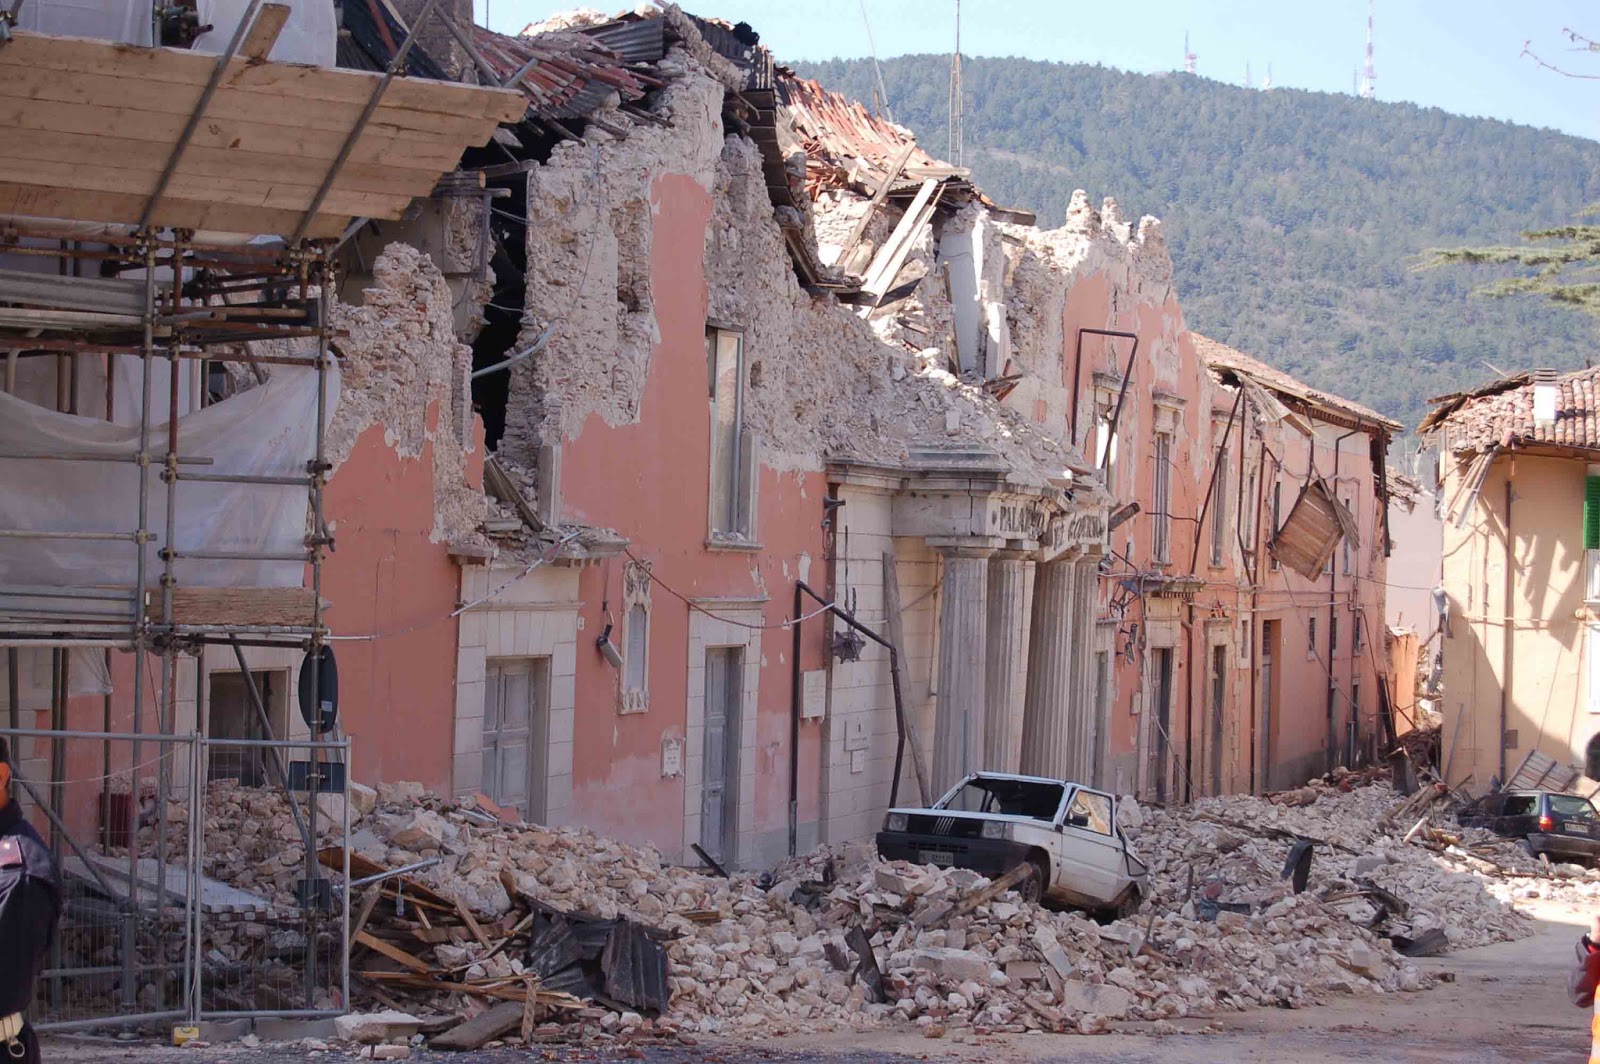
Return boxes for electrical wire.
[325,529,583,642]
[622,546,836,631]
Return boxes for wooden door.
[700,646,743,864]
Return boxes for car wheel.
[1112,888,1142,922]
[1018,857,1048,905]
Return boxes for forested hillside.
[792,55,1600,431]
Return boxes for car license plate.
[1570,822,1594,836]
[920,849,954,867]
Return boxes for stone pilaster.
[984,552,1032,773]
[1069,555,1099,783]
[933,545,992,794]
[1020,556,1077,779]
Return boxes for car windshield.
[938,777,1064,819]
[1548,794,1600,819]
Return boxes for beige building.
[1421,368,1600,789]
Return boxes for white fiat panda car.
[877,771,1148,919]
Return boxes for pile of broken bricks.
[155,772,1600,1051]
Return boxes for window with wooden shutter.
[1585,476,1600,550]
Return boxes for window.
[621,561,651,714]
[1210,446,1230,566]
[1065,789,1113,835]
[1354,611,1365,654]
[1342,497,1354,574]
[1242,469,1258,551]
[1095,408,1119,495]
[1307,616,1318,659]
[1586,474,1600,550]
[1269,477,1282,571]
[1331,614,1339,655]
[1239,617,1252,664]
[1152,432,1173,563]
[1502,795,1537,817]
[706,325,756,540]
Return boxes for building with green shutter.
[1421,367,1600,790]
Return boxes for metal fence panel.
[193,737,350,1019]
[5,727,199,1031]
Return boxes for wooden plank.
[354,930,434,973]
[240,3,291,61]
[0,155,411,219]
[837,141,917,268]
[882,549,933,806]
[0,64,507,143]
[147,586,319,627]
[0,98,465,172]
[456,901,491,948]
[349,886,384,952]
[0,182,345,240]
[0,307,141,330]
[429,1001,525,1051]
[3,128,444,198]
[7,31,527,124]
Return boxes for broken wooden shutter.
[1585,475,1600,550]
[1270,477,1355,580]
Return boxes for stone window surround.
[620,559,651,715]
[454,572,579,827]
[682,598,765,869]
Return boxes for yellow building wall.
[1440,451,1593,791]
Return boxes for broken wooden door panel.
[1270,477,1358,580]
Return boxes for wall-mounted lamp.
[596,611,623,669]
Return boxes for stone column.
[1020,556,1078,779]
[984,552,1032,773]
[933,545,992,794]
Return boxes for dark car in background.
[1456,790,1600,865]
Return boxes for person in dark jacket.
[0,737,61,1064]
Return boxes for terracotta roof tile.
[1191,334,1401,432]
[1420,365,1600,452]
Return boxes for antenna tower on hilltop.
[948,0,963,166]
[1359,0,1376,99]
[1262,63,1272,90]
[1184,31,1196,74]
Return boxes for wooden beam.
[0,182,347,239]
[837,141,917,269]
[354,930,433,973]
[8,31,527,124]
[240,3,291,61]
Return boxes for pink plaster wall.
[318,399,473,793]
[558,173,828,858]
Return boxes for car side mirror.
[1066,813,1089,828]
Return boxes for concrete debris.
[163,774,1600,1045]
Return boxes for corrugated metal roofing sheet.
[470,25,649,126]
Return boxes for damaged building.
[0,0,1405,1033]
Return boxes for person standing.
[0,738,61,1064]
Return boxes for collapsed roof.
[1419,365,1600,453]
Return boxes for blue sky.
[477,0,1600,141]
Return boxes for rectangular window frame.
[1152,431,1173,564]
[1269,475,1282,571]
[1210,445,1230,567]
[1307,615,1318,660]
[706,324,757,542]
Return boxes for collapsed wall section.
[327,243,486,547]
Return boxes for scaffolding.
[0,219,341,1028]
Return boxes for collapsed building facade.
[0,3,1405,1028]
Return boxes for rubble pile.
[1126,774,1600,952]
[313,786,1430,1044]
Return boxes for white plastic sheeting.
[16,0,153,45]
[0,365,339,591]
[0,647,112,702]
[194,0,337,67]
